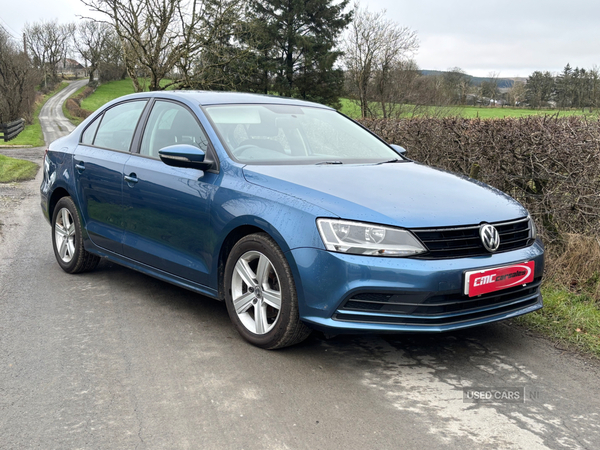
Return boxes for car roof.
[118,90,334,109]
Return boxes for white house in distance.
[58,58,87,78]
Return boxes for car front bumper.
[289,240,545,333]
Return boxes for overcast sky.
[1,0,599,78]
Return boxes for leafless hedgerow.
[360,116,600,291]
[65,86,96,120]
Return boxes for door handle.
[124,174,138,184]
[75,162,85,172]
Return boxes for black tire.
[224,233,311,349]
[51,196,100,274]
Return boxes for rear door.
[73,100,148,254]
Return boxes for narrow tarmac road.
[0,85,599,449]
[39,79,88,144]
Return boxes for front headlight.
[528,215,537,240]
[317,219,427,257]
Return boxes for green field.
[0,154,39,182]
[6,82,69,148]
[80,78,173,112]
[452,105,593,119]
[338,98,598,120]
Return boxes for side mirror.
[390,144,407,155]
[159,144,213,170]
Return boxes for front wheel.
[224,233,311,349]
[51,196,100,274]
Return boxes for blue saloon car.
[41,91,544,348]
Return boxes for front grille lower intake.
[334,277,542,327]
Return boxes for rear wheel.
[224,233,311,349]
[52,196,100,274]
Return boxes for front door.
[121,100,218,286]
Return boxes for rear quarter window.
[81,115,101,145]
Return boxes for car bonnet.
[242,162,528,228]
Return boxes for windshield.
[203,104,401,164]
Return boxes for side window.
[140,101,209,159]
[81,114,101,145]
[93,101,147,152]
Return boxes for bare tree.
[406,74,462,118]
[0,28,40,123]
[97,28,127,82]
[480,71,500,105]
[443,67,471,105]
[507,80,526,106]
[80,0,246,92]
[74,20,113,83]
[79,0,185,91]
[24,20,73,88]
[343,3,418,118]
[367,59,419,118]
[589,66,600,111]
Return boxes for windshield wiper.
[315,160,343,165]
[375,158,404,165]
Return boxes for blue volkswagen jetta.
[41,91,544,349]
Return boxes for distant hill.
[420,70,515,88]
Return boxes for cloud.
[364,0,600,76]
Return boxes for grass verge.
[81,78,173,112]
[6,82,69,147]
[0,154,39,182]
[516,284,600,359]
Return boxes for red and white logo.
[465,261,535,297]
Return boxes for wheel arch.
[217,224,271,301]
[48,187,72,222]
[213,206,322,304]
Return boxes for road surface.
[38,79,88,144]
[0,84,599,449]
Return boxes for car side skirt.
[85,244,221,300]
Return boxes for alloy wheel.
[54,207,76,263]
[231,250,282,335]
